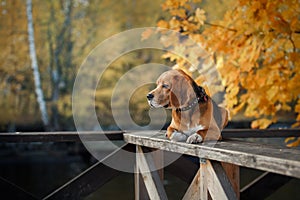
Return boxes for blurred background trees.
[0,0,166,131]
[0,0,299,141]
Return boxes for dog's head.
[147,69,204,109]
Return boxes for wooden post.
[182,168,201,200]
[135,146,167,200]
[152,149,164,180]
[134,164,149,200]
[182,159,239,200]
[205,160,238,200]
[221,162,240,199]
[199,160,209,200]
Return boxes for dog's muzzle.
[146,93,154,100]
[147,93,155,108]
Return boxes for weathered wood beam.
[240,172,292,200]
[221,162,240,199]
[43,144,134,200]
[134,165,150,200]
[0,128,299,143]
[134,147,164,200]
[182,160,239,200]
[205,160,238,200]
[152,149,164,180]
[124,132,300,179]
[199,163,208,200]
[222,128,300,138]
[182,168,201,200]
[136,146,168,200]
[0,131,124,142]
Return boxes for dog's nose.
[147,93,154,100]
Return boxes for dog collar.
[175,97,200,112]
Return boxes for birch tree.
[26,0,49,128]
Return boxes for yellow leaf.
[292,121,300,128]
[269,13,291,35]
[232,101,245,115]
[170,8,186,18]
[285,137,300,147]
[266,86,279,101]
[295,101,300,113]
[162,0,180,10]
[195,8,206,25]
[285,137,295,143]
[296,114,300,122]
[160,33,179,47]
[281,103,291,111]
[169,17,181,31]
[141,29,153,41]
[251,118,273,129]
[157,20,169,29]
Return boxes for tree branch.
[205,22,300,35]
[204,22,237,32]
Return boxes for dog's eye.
[162,84,169,89]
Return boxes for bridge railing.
[0,129,299,200]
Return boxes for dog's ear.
[169,75,181,108]
[169,74,196,108]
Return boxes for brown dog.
[147,69,228,143]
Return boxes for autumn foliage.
[150,0,300,146]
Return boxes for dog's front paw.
[186,133,203,144]
[170,131,187,142]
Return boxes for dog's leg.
[166,126,187,142]
[166,126,175,138]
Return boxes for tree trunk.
[26,0,49,129]
[47,0,73,130]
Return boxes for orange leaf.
[141,29,153,41]
[285,137,300,147]
[195,8,206,25]
[251,118,273,129]
[157,20,169,29]
[170,8,186,19]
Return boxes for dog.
[147,69,228,143]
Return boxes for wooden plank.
[182,168,200,200]
[222,128,300,138]
[199,163,208,200]
[134,165,150,200]
[205,160,238,200]
[0,131,124,142]
[221,162,240,199]
[136,146,168,200]
[43,144,134,200]
[0,128,299,143]
[152,149,164,180]
[240,172,291,200]
[124,131,300,179]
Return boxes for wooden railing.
[0,129,299,200]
